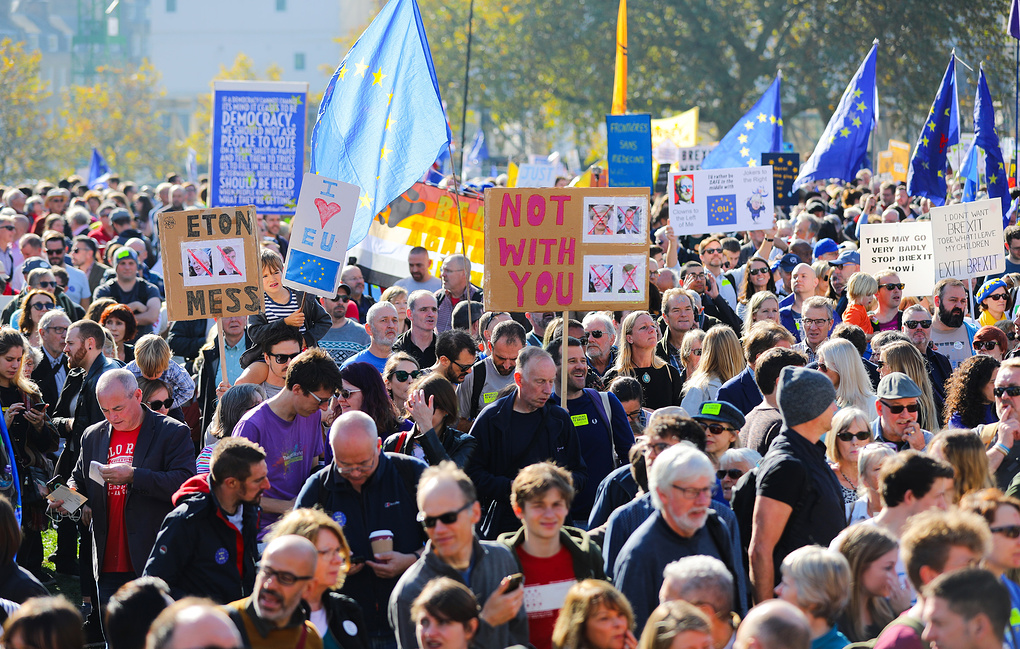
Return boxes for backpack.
[469,358,489,420]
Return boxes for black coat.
[52,353,122,483]
[195,332,253,435]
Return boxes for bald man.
[778,263,820,342]
[226,535,323,649]
[734,600,811,649]
[297,411,428,644]
[147,599,243,649]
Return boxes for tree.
[49,61,185,180]
[0,39,53,182]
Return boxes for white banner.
[929,198,1005,281]
[667,166,774,236]
[859,222,936,297]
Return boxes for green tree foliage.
[0,39,53,182]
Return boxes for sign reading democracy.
[858,221,935,297]
[606,114,653,189]
[484,188,649,311]
[667,166,775,236]
[210,80,308,215]
[761,153,799,205]
[282,173,361,298]
[929,198,1005,281]
[159,205,264,321]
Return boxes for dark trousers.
[16,525,43,574]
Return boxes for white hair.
[582,311,617,342]
[648,442,716,510]
[662,555,734,614]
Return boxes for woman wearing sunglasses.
[973,325,1008,363]
[717,447,761,502]
[943,355,999,429]
[816,339,878,420]
[139,377,174,417]
[16,289,56,348]
[735,257,777,322]
[338,362,409,440]
[383,352,423,409]
[960,488,1020,636]
[383,373,476,468]
[824,407,873,506]
[976,278,1012,327]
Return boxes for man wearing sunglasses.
[984,358,1020,490]
[872,270,904,332]
[389,462,528,649]
[901,304,952,410]
[699,236,739,312]
[225,535,323,649]
[392,289,438,369]
[316,283,370,367]
[871,372,932,452]
[298,411,428,646]
[430,329,477,386]
[930,278,979,370]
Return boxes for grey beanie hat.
[776,366,837,429]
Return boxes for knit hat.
[976,278,1008,305]
[776,366,836,428]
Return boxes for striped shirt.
[264,290,306,335]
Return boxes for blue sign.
[707,195,737,226]
[606,114,652,190]
[211,80,308,215]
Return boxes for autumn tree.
[0,39,53,182]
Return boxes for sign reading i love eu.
[282,172,361,297]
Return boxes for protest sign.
[651,108,699,153]
[350,182,484,288]
[858,222,935,297]
[484,188,649,311]
[761,153,799,205]
[606,114,653,189]
[929,198,1004,281]
[515,163,557,188]
[671,146,715,173]
[667,166,774,236]
[282,173,361,298]
[159,205,264,321]
[210,80,308,215]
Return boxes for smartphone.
[350,555,366,565]
[505,573,524,593]
[31,403,47,411]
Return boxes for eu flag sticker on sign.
[284,250,342,294]
[707,195,736,226]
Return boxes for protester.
[582,312,618,379]
[718,448,761,502]
[317,285,371,367]
[100,303,137,362]
[637,600,714,649]
[658,288,701,372]
[929,431,994,503]
[834,524,898,642]
[342,302,401,372]
[680,326,743,414]
[0,596,83,649]
[382,352,423,409]
[921,568,1009,649]
[392,289,438,369]
[976,278,1010,327]
[605,311,685,408]
[739,347,808,455]
[732,599,811,649]
[659,555,738,649]
[679,329,706,383]
[973,325,1009,362]
[385,373,475,467]
[457,319,526,422]
[339,361,407,440]
[816,338,877,419]
[0,494,48,603]
[144,598,244,649]
[93,247,161,337]
[736,256,778,321]
[846,443,896,525]
[825,407,873,506]
[196,383,266,473]
[929,278,978,369]
[430,329,477,386]
[551,580,636,649]
[435,255,482,334]
[741,291,781,338]
[409,578,480,649]
[775,546,851,649]
[944,354,1000,428]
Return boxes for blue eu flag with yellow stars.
[701,74,782,170]
[310,0,451,249]
[793,42,877,191]
[285,250,342,293]
[968,66,1010,223]
[907,53,959,206]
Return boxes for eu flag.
[88,148,111,190]
[284,249,342,293]
[701,74,782,170]
[907,54,959,206]
[793,43,877,191]
[969,66,1010,223]
[310,0,451,249]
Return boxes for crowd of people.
[0,168,1019,649]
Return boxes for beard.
[938,304,965,328]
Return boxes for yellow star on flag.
[851,116,862,128]
[777,157,784,163]
[385,117,396,131]
[928,122,936,132]
[856,101,867,112]
[853,89,862,98]
[757,113,767,123]
[778,118,783,126]
[355,59,369,77]
[359,194,373,208]
[738,134,748,144]
[380,146,392,160]
[744,120,755,130]
[922,161,929,169]
[840,127,850,138]
[937,170,944,178]
[922,136,929,147]
[991,174,999,184]
[747,160,757,167]
[373,68,387,86]
[769,115,776,124]
[387,93,394,105]
[829,135,836,145]
[944,108,950,116]
[338,65,347,80]
[740,147,750,157]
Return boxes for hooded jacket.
[496,525,606,581]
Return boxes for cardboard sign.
[761,153,799,205]
[858,222,935,297]
[667,166,774,236]
[515,164,557,188]
[282,173,361,298]
[929,198,1005,281]
[606,114,653,189]
[159,206,264,321]
[484,188,649,311]
[210,80,308,215]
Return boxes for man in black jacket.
[193,317,252,434]
[144,437,266,603]
[466,346,587,540]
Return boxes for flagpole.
[870,38,879,179]
[1015,39,1018,185]
[450,0,475,254]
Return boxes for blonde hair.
[552,580,633,649]
[780,546,851,624]
[880,341,941,433]
[742,291,780,337]
[825,407,872,464]
[381,285,408,304]
[134,334,172,378]
[929,430,994,503]
[846,272,879,302]
[637,600,712,649]
[265,508,351,589]
[614,311,666,374]
[817,339,877,419]
[679,329,706,376]
[682,326,743,397]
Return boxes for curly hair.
[943,354,999,429]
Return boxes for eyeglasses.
[304,389,333,405]
[258,565,314,586]
[147,398,173,410]
[685,272,707,280]
[317,547,347,559]
[974,341,999,351]
[872,359,885,369]
[994,386,1020,398]
[703,423,737,436]
[817,362,837,375]
[985,293,1009,301]
[45,248,64,255]
[904,319,932,329]
[31,302,54,311]
[449,358,474,373]
[991,525,1020,539]
[0,225,14,231]
[717,469,744,480]
[879,283,905,291]
[836,430,871,442]
[879,400,920,414]
[269,351,301,364]
[338,387,362,400]
[702,248,722,255]
[336,456,375,475]
[645,441,672,455]
[748,267,770,276]
[689,349,703,357]
[670,484,713,499]
[44,326,68,335]
[586,330,605,339]
[802,318,831,327]
[417,500,475,528]
[36,281,57,289]
[392,369,427,382]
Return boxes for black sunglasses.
[703,422,737,436]
[748,267,770,276]
[879,400,920,414]
[269,351,301,364]
[392,369,427,382]
[716,469,743,480]
[586,330,605,339]
[417,500,474,528]
[836,430,871,442]
[992,525,1020,539]
[904,320,932,329]
[985,293,1009,301]
[879,283,905,291]
[994,386,1020,398]
[974,341,999,351]
[147,398,173,410]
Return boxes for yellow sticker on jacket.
[571,414,589,427]
[482,392,498,404]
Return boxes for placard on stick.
[667,166,774,236]
[159,206,264,321]
[484,188,650,311]
[929,198,1004,281]
[858,222,935,297]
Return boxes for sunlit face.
[516,357,556,411]
[490,337,523,377]
[408,251,431,281]
[313,528,347,591]
[368,305,400,347]
[754,297,780,324]
[0,346,22,384]
[988,504,1020,573]
[409,294,438,332]
[416,611,477,649]
[627,314,658,350]
[861,548,898,599]
[104,316,126,343]
[835,419,871,463]
[98,386,144,431]
[902,311,933,348]
[262,266,283,292]
[583,605,631,649]
[876,273,902,310]
[791,265,818,296]
[748,260,770,289]
[338,379,364,413]
[517,488,569,543]
[914,477,953,513]
[665,295,696,333]
[385,360,419,405]
[146,385,172,415]
[802,306,832,347]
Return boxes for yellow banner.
[652,107,699,149]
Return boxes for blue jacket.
[466,390,587,539]
[717,366,762,416]
[296,453,429,637]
